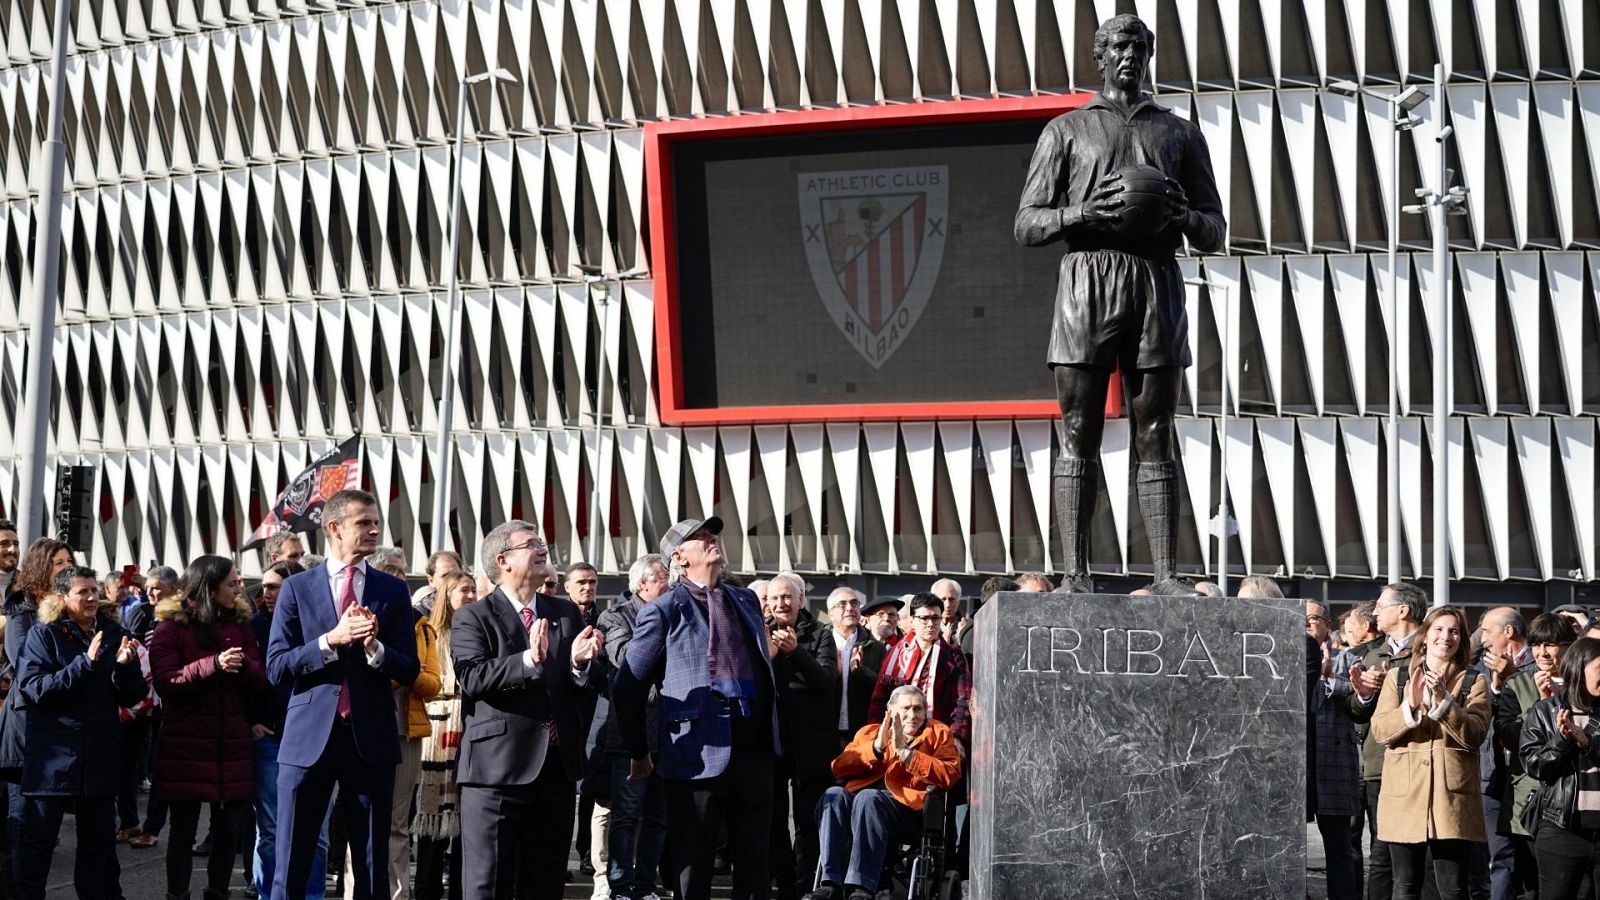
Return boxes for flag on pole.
[242,435,363,550]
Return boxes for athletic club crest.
[799,166,948,368]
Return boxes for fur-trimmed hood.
[36,595,118,625]
[154,594,253,625]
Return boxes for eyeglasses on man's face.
[912,614,941,624]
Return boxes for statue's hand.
[1077,172,1125,225]
[1163,176,1190,229]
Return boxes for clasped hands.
[85,630,138,665]
[328,604,380,654]
[872,708,915,757]
[526,618,602,669]
[1558,708,1592,750]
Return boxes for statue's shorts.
[1047,248,1191,371]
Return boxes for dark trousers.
[142,713,169,837]
[1365,780,1393,900]
[815,787,919,893]
[1535,822,1600,900]
[412,836,461,900]
[1351,794,1367,899]
[1392,839,1474,900]
[460,751,575,900]
[1317,813,1361,900]
[167,800,247,899]
[666,750,775,900]
[115,718,152,830]
[274,722,395,900]
[606,756,668,898]
[16,795,120,900]
[769,765,827,898]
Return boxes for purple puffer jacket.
[148,597,267,803]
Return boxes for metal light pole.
[1398,65,1465,607]
[1328,80,1427,585]
[576,266,647,568]
[579,270,609,568]
[15,0,74,541]
[1185,277,1233,596]
[429,67,516,554]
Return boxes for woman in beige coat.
[1371,604,1492,900]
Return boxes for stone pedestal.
[968,592,1306,900]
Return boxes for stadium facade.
[0,0,1595,604]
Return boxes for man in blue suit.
[452,520,603,900]
[612,516,781,900]
[266,489,421,900]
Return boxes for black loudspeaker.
[54,465,95,552]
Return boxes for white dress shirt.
[317,558,385,667]
[833,626,858,730]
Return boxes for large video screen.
[666,116,1067,417]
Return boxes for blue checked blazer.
[1310,644,1363,817]
[611,580,781,780]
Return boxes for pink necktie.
[336,569,357,718]
[521,605,558,745]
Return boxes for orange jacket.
[832,718,962,811]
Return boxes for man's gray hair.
[367,547,407,575]
[145,565,179,588]
[628,554,665,594]
[480,520,541,584]
[826,586,860,609]
[887,684,927,708]
[299,553,325,570]
[1383,583,1430,625]
[769,572,807,600]
[322,489,378,530]
[1236,576,1284,599]
[930,578,962,597]
[263,531,303,559]
[1485,607,1528,640]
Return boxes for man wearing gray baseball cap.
[611,516,781,900]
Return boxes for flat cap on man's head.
[659,516,724,556]
[861,596,901,616]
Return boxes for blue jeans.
[816,786,918,892]
[254,737,330,900]
[606,755,668,897]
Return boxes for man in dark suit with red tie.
[452,520,603,900]
[266,490,421,900]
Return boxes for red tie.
[521,604,558,745]
[336,568,357,718]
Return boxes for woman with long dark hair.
[1520,636,1600,898]
[1370,604,1492,899]
[149,555,266,900]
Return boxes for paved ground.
[37,811,1333,899]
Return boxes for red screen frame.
[646,94,1105,426]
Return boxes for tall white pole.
[15,0,73,541]
[1386,95,1403,585]
[1217,283,1231,597]
[1430,64,1450,607]
[429,76,470,554]
[587,281,609,566]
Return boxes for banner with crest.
[242,435,364,550]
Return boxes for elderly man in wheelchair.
[805,685,962,900]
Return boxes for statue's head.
[1092,14,1155,94]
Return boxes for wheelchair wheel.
[938,870,963,900]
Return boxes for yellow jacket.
[404,618,443,739]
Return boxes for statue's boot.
[1137,461,1179,582]
[1053,457,1097,593]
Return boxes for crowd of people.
[0,502,1592,900]
[0,499,1030,900]
[1307,583,1600,900]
